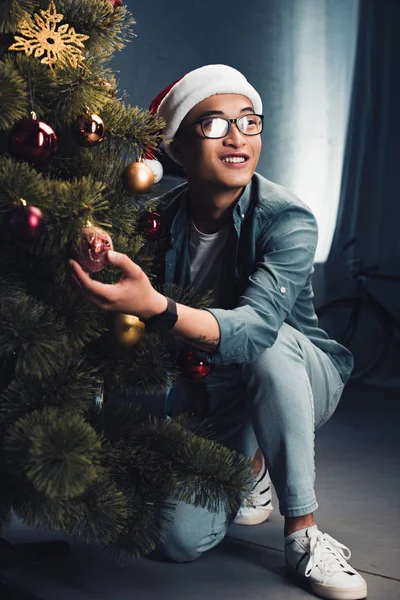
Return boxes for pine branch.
[110,418,254,515]
[44,65,118,128]
[0,0,34,34]
[0,58,29,129]
[13,484,87,533]
[47,101,163,179]
[100,99,164,157]
[3,407,103,499]
[157,282,216,310]
[32,175,112,258]
[0,368,101,435]
[104,439,176,560]
[0,291,71,382]
[67,470,129,545]
[2,54,59,120]
[96,401,153,443]
[10,463,128,546]
[60,0,136,60]
[107,494,173,563]
[0,157,52,217]
[85,330,179,396]
[62,296,107,351]
[45,135,129,193]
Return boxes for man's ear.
[170,139,185,163]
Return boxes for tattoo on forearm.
[190,335,220,353]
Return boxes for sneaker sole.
[233,508,273,526]
[286,565,368,600]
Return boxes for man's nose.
[224,122,246,145]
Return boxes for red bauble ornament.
[73,113,105,147]
[71,225,113,273]
[139,211,162,237]
[7,204,44,243]
[177,347,214,382]
[110,0,122,7]
[9,117,57,166]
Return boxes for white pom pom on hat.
[147,64,262,166]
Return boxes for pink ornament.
[71,226,113,273]
[8,205,44,243]
[110,0,122,7]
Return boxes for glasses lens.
[201,117,229,138]
[237,114,263,135]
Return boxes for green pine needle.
[67,471,129,545]
[0,59,29,129]
[4,407,103,499]
[0,0,34,34]
[0,368,101,434]
[0,292,71,381]
[61,0,136,59]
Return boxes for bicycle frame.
[354,272,400,328]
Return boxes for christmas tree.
[0,0,253,578]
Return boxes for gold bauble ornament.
[112,313,145,347]
[122,161,155,194]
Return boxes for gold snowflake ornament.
[9,1,89,71]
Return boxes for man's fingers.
[70,274,110,309]
[107,251,142,278]
[69,259,91,282]
[68,259,116,302]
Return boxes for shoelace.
[305,530,356,578]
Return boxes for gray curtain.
[326,0,400,302]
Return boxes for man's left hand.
[69,251,168,320]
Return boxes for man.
[70,65,367,600]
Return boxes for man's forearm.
[172,302,220,353]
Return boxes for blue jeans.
[159,322,345,563]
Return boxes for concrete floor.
[2,384,400,600]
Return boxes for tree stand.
[0,537,69,599]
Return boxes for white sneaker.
[285,525,367,600]
[233,457,273,525]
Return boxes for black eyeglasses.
[181,114,264,139]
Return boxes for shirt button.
[241,213,245,219]
[280,286,287,294]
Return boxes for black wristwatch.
[144,297,178,332]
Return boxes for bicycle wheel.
[316,297,391,381]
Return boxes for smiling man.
[70,65,367,600]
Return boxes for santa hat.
[145,64,262,169]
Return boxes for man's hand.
[69,250,220,352]
[69,250,168,320]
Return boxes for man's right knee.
[160,499,230,563]
[162,534,202,563]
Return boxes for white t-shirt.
[189,219,230,306]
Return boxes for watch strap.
[144,296,178,332]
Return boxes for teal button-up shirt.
[153,172,354,384]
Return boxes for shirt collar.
[233,177,253,224]
[169,186,190,244]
